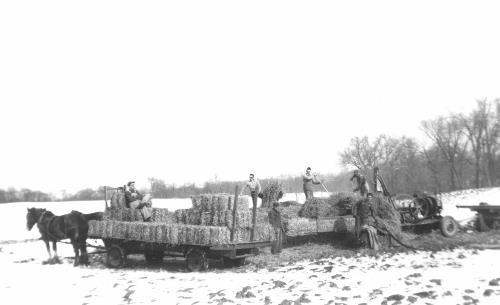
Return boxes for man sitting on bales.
[350,169,370,197]
[268,201,284,254]
[303,167,322,200]
[125,181,153,221]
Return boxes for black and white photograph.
[1,1,500,304]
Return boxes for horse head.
[26,208,46,230]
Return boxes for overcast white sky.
[1,1,499,195]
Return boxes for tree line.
[1,99,498,203]
[340,99,500,195]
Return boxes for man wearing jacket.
[125,181,153,221]
[303,167,321,200]
[268,201,284,254]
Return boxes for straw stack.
[88,220,233,245]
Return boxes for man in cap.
[303,167,322,200]
[268,201,284,254]
[125,181,153,221]
[350,169,370,197]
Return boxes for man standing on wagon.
[240,173,262,209]
[350,169,370,197]
[125,181,153,221]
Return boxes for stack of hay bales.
[104,208,175,223]
[188,194,251,229]
[261,181,283,208]
[87,220,231,246]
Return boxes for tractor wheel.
[144,251,164,264]
[185,248,208,272]
[106,244,126,268]
[222,257,246,268]
[440,216,458,237]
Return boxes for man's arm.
[312,175,321,185]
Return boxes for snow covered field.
[0,242,499,304]
[1,187,499,304]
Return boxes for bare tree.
[421,116,468,190]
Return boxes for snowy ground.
[1,187,499,304]
[0,241,499,305]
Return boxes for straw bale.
[209,226,230,245]
[111,221,128,239]
[191,195,202,210]
[200,212,212,226]
[128,222,142,241]
[151,208,175,223]
[88,220,104,237]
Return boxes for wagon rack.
[88,186,271,271]
[457,204,500,231]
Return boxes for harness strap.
[38,212,63,241]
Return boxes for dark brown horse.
[26,208,102,266]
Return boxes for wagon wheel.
[107,244,126,268]
[185,248,208,272]
[222,257,246,268]
[144,251,164,264]
[440,216,458,237]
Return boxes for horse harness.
[37,211,66,241]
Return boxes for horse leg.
[80,242,89,266]
[52,241,61,264]
[72,240,80,266]
[43,240,52,265]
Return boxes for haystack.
[299,198,333,218]
[369,196,402,238]
[261,181,283,208]
[326,192,362,216]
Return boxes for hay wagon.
[88,186,272,271]
[457,204,500,231]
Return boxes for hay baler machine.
[394,194,458,237]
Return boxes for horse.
[26,208,102,266]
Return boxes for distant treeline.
[2,99,499,203]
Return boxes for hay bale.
[151,208,176,223]
[111,221,128,239]
[88,220,105,237]
[261,181,283,208]
[209,226,231,245]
